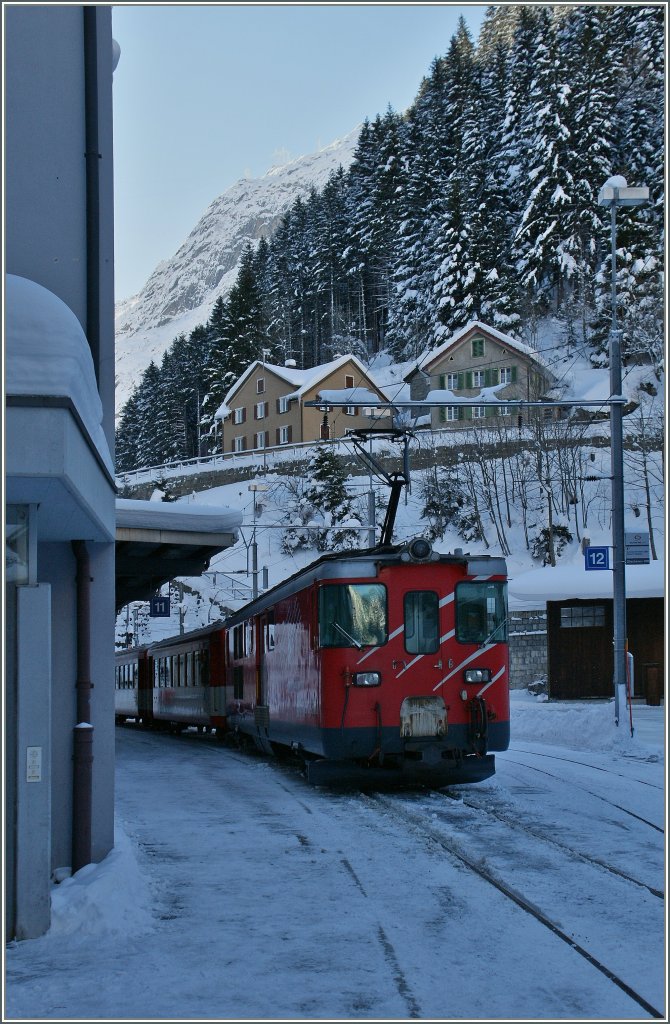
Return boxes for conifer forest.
[115,5,664,473]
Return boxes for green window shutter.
[511,365,518,383]
[484,369,492,387]
[439,406,446,423]
[439,374,446,389]
[465,371,474,389]
[457,372,464,390]
[486,404,496,418]
[492,367,500,385]
[463,405,472,420]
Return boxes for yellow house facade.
[405,321,554,429]
[215,355,392,453]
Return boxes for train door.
[254,614,273,753]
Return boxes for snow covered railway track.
[442,789,664,899]
[362,792,665,1020]
[509,746,664,792]
[500,752,664,833]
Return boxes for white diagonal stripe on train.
[477,665,506,698]
[356,594,454,666]
[395,629,455,678]
[432,644,496,691]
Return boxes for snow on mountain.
[114,127,361,414]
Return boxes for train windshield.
[319,584,387,648]
[455,581,508,645]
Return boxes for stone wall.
[508,610,547,689]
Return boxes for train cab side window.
[455,581,508,645]
[404,591,439,654]
[318,583,387,648]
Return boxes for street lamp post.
[248,482,270,598]
[597,176,649,725]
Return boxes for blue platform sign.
[149,595,170,617]
[584,546,610,571]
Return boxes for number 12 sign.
[584,546,610,571]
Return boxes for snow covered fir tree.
[115,4,663,473]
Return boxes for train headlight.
[353,671,381,687]
[464,668,491,684]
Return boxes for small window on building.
[472,406,486,419]
[471,336,485,358]
[472,370,486,388]
[345,374,354,389]
[256,377,265,394]
[446,372,459,390]
[560,606,606,628]
[233,436,245,453]
[233,407,245,425]
[255,432,266,449]
[279,425,291,445]
[446,406,460,421]
[499,405,511,417]
[278,395,290,414]
[499,367,513,385]
[345,405,357,416]
[255,401,266,419]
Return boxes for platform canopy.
[116,498,242,611]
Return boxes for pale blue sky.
[112,3,488,300]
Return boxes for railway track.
[362,791,665,1019]
[500,750,664,832]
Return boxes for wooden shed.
[546,596,664,701]
[508,563,664,702]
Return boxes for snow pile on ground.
[510,690,663,759]
[48,819,153,940]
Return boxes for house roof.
[405,320,544,381]
[215,353,386,420]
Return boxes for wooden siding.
[547,597,664,700]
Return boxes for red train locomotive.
[115,539,510,787]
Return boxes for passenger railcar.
[115,539,510,787]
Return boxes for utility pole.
[249,482,269,598]
[597,176,649,725]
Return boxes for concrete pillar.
[15,583,52,939]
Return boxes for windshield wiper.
[332,621,363,650]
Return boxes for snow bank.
[510,691,663,759]
[48,819,153,940]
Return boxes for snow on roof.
[508,561,665,611]
[407,320,542,380]
[315,387,390,406]
[547,368,611,407]
[116,498,242,534]
[215,353,382,420]
[5,274,114,475]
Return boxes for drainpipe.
[71,541,93,873]
[83,6,101,384]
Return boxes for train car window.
[245,621,254,656]
[318,584,387,648]
[455,582,507,644]
[264,613,275,652]
[233,625,244,660]
[404,591,439,654]
[233,665,244,700]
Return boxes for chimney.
[284,358,297,368]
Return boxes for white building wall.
[4,5,117,938]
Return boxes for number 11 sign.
[584,546,610,571]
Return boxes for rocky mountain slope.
[115,127,360,412]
